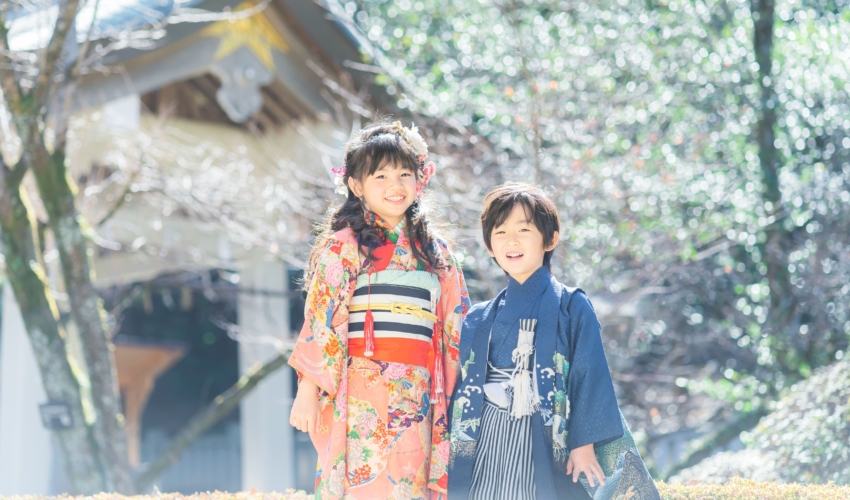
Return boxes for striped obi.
[348,269,441,368]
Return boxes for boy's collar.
[505,266,551,301]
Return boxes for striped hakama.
[450,271,661,500]
[468,366,536,500]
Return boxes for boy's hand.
[566,443,606,488]
[289,378,322,434]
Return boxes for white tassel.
[512,319,537,369]
[510,319,539,419]
[510,369,538,418]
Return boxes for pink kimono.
[289,217,469,499]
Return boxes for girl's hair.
[305,121,446,287]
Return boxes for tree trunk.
[4,0,132,489]
[0,160,107,493]
[2,0,294,491]
[28,144,134,493]
[752,0,796,347]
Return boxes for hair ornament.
[332,163,348,196]
[392,121,429,161]
[422,161,436,184]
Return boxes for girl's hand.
[566,443,606,488]
[289,378,322,433]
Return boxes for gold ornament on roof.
[201,1,289,71]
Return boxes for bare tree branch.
[71,0,100,81]
[134,350,290,492]
[0,4,24,116]
[94,171,137,228]
[165,0,271,25]
[32,0,81,112]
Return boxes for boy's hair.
[480,183,560,270]
[305,121,446,288]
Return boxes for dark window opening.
[104,270,241,493]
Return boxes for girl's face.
[348,161,417,228]
[487,204,559,284]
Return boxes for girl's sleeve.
[565,292,624,450]
[439,249,471,399]
[429,247,471,495]
[287,236,360,398]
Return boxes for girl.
[449,183,659,500]
[288,121,469,500]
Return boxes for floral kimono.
[289,215,470,499]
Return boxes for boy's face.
[487,204,559,284]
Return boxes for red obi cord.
[361,240,395,356]
[353,238,446,402]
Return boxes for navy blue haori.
[448,267,660,500]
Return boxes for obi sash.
[348,269,441,368]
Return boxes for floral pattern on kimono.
[289,216,470,499]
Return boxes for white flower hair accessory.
[332,164,349,196]
[391,121,438,198]
[392,121,429,161]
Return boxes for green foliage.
[351,0,850,444]
[744,358,850,484]
[671,358,849,485]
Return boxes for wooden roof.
[9,0,391,129]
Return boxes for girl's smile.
[384,193,407,204]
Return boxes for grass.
[4,479,850,500]
[657,478,850,499]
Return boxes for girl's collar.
[365,211,406,242]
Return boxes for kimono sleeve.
[287,236,360,398]
[429,245,470,495]
[565,292,624,450]
[438,248,471,396]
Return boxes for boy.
[448,183,659,499]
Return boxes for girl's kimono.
[289,215,470,500]
[448,267,659,500]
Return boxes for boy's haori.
[288,120,471,500]
[448,183,660,500]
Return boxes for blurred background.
[0,0,848,495]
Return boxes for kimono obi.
[348,269,441,368]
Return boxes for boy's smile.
[487,205,559,284]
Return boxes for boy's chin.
[496,259,542,277]
[497,260,519,272]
